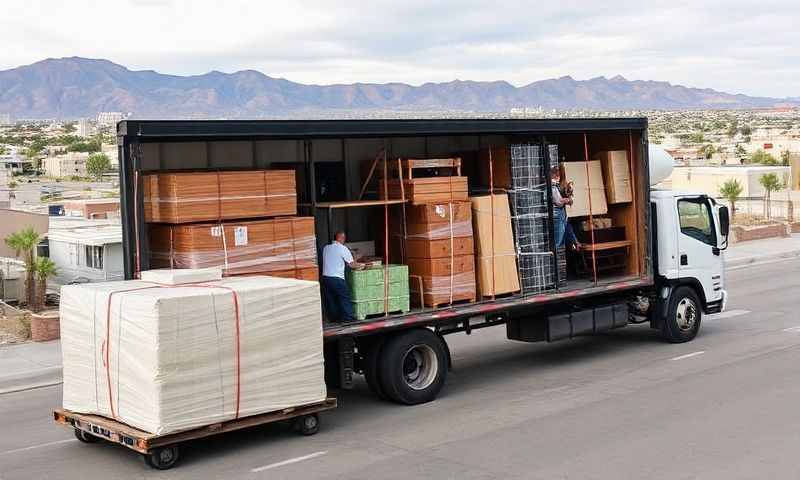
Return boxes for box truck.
[116,118,729,406]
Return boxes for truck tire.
[74,428,100,443]
[364,339,388,400]
[378,329,448,405]
[662,286,702,343]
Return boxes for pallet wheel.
[144,445,180,470]
[293,414,320,436]
[74,428,101,443]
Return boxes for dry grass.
[0,307,31,344]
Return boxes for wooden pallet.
[429,296,477,309]
[53,398,337,454]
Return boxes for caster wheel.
[294,414,320,436]
[74,428,100,443]
[144,445,180,470]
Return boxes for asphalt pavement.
[1,258,800,479]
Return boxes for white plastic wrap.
[60,273,326,435]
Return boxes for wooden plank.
[315,199,407,209]
[583,240,632,252]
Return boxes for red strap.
[103,281,243,421]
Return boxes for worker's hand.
[566,198,574,206]
[351,262,366,271]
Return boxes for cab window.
[678,198,716,246]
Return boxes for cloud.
[1,0,798,97]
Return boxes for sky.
[3,0,799,98]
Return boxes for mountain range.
[0,57,796,119]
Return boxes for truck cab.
[649,189,730,341]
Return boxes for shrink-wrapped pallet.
[148,217,317,278]
[60,273,326,435]
[143,170,297,223]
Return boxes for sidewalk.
[0,340,62,394]
[725,233,800,268]
[0,234,798,394]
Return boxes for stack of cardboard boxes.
[404,201,477,307]
[145,170,319,280]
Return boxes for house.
[41,152,89,178]
[0,209,49,259]
[46,221,123,285]
[0,152,31,175]
[62,198,120,219]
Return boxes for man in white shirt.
[322,231,363,322]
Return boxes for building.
[101,144,119,168]
[0,151,31,175]
[62,198,120,219]
[41,152,89,178]
[46,221,123,285]
[0,209,49,259]
[96,112,124,128]
[669,165,792,198]
[77,118,92,138]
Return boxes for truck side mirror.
[718,206,730,238]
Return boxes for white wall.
[49,240,123,285]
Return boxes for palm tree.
[719,179,743,222]
[758,173,783,219]
[4,227,41,308]
[33,257,57,312]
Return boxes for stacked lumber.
[143,170,296,223]
[148,217,318,280]
[470,194,521,296]
[403,202,477,307]
[60,271,326,435]
[381,177,468,205]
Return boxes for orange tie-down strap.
[102,281,242,421]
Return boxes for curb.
[0,366,62,395]
[725,248,800,268]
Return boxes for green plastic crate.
[347,265,409,302]
[352,295,411,320]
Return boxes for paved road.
[2,259,800,479]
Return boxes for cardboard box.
[407,254,474,277]
[562,161,608,217]
[405,201,472,224]
[470,194,520,296]
[595,151,632,204]
[405,237,474,259]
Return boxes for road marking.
[670,351,705,361]
[251,451,328,473]
[783,326,800,333]
[707,309,750,320]
[0,438,76,456]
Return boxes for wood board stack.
[563,161,608,217]
[143,169,318,282]
[381,177,468,205]
[143,170,296,223]
[470,194,521,297]
[403,201,477,307]
[60,271,326,435]
[148,217,318,280]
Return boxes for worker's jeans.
[321,276,354,323]
[554,207,578,248]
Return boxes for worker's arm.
[552,185,573,206]
[343,246,365,270]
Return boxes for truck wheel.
[378,329,448,405]
[74,428,100,443]
[144,445,180,470]
[293,414,320,436]
[662,286,702,343]
[364,339,388,400]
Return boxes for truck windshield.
[678,198,716,246]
